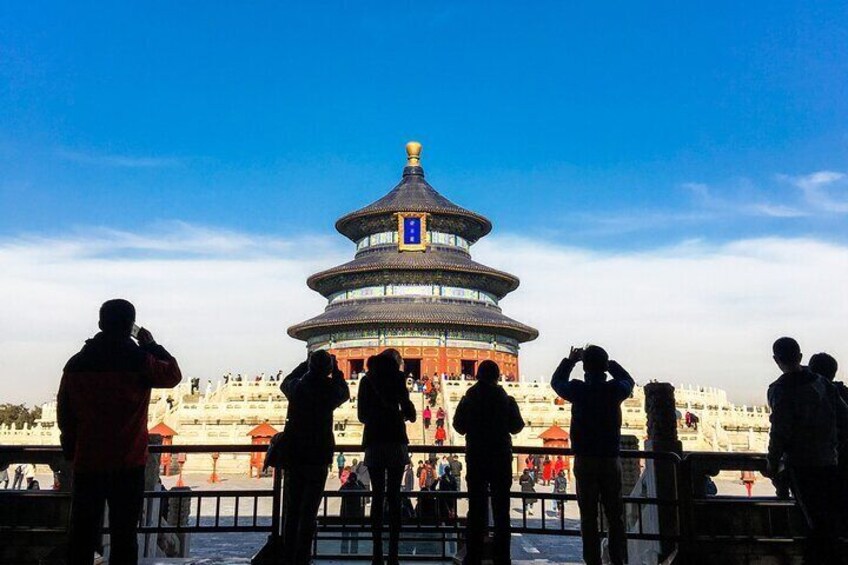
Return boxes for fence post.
[141,434,163,558]
[643,383,683,563]
[251,466,285,564]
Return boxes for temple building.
[287,142,539,380]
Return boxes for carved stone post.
[643,383,682,562]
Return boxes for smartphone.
[131,323,141,339]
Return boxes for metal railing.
[0,443,809,562]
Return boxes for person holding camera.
[551,345,634,565]
[57,299,182,565]
[279,350,350,565]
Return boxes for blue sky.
[1,2,848,405]
[2,1,847,248]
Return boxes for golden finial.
[406,141,422,166]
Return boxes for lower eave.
[287,299,539,343]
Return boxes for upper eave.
[335,166,492,243]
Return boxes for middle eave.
[307,248,521,299]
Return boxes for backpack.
[263,430,291,471]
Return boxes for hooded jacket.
[357,368,416,447]
[280,360,350,466]
[452,380,524,463]
[767,368,848,469]
[551,359,635,458]
[57,332,181,472]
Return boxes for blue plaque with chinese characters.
[398,213,428,251]
[404,217,421,244]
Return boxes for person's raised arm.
[399,380,417,422]
[329,365,351,409]
[834,391,848,454]
[766,387,791,477]
[607,360,635,401]
[137,328,182,388]
[280,360,309,399]
[357,376,373,424]
[551,348,582,402]
[452,397,468,435]
[508,396,525,435]
[56,373,76,460]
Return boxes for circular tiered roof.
[287,142,538,345]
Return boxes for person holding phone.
[551,345,634,565]
[58,299,182,565]
[279,350,350,565]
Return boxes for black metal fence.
[0,443,805,562]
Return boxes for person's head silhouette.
[476,360,500,384]
[582,345,609,375]
[379,348,404,372]
[772,337,802,372]
[346,471,359,484]
[99,299,135,337]
[308,350,333,377]
[809,352,838,381]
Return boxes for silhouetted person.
[551,345,634,565]
[553,470,568,516]
[280,350,350,565]
[766,338,847,564]
[437,465,459,523]
[453,360,524,565]
[340,471,366,554]
[810,352,846,404]
[519,468,537,515]
[810,352,848,532]
[58,299,181,565]
[448,454,463,490]
[357,350,416,565]
[12,465,23,490]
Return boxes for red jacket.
[57,333,181,472]
[435,426,447,441]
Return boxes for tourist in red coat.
[542,456,553,486]
[436,406,446,427]
[553,455,566,479]
[434,424,447,446]
[58,299,182,565]
[423,405,432,429]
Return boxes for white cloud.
[1,226,847,407]
[781,170,848,213]
[474,236,848,404]
[0,226,348,406]
[680,179,810,219]
[747,203,808,218]
[55,148,183,169]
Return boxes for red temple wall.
[327,345,519,379]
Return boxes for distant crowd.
[0,463,39,490]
